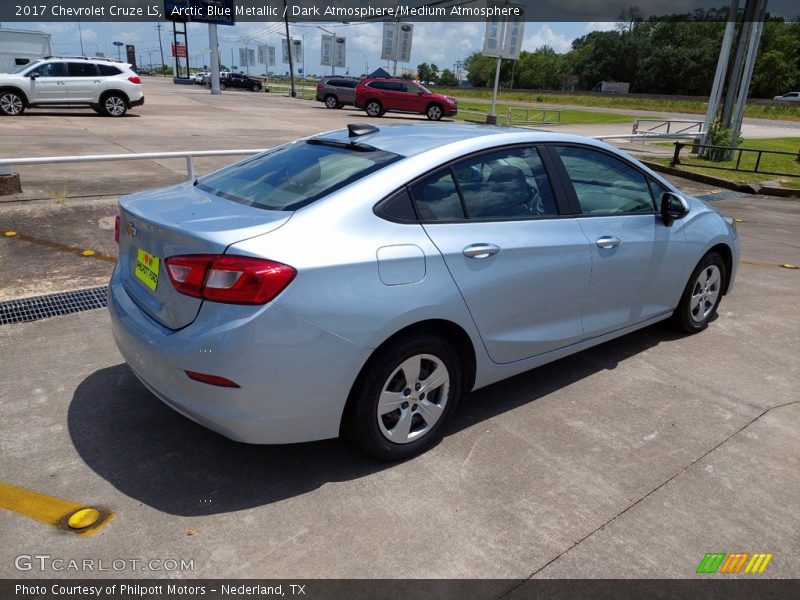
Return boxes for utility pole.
[156,23,165,76]
[78,19,85,56]
[284,0,296,97]
[209,24,221,95]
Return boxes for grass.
[655,137,800,189]
[431,87,800,122]
[454,100,636,125]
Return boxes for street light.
[357,52,368,76]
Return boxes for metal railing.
[671,142,800,178]
[506,107,561,127]
[595,132,704,143]
[0,149,268,181]
[632,119,704,136]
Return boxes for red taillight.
[165,254,296,305]
[185,371,240,388]
[316,83,324,90]
[128,75,141,84]
[114,215,120,244]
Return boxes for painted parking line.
[0,481,114,537]
[740,259,799,270]
[1,228,116,263]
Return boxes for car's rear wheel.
[671,252,726,333]
[102,94,128,117]
[365,100,383,117]
[343,334,461,460]
[251,84,260,92]
[324,94,338,109]
[220,82,226,91]
[0,91,25,116]
[426,103,444,121]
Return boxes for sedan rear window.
[196,141,402,211]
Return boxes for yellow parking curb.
[0,481,113,537]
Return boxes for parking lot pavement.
[0,189,797,578]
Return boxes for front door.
[28,61,68,103]
[549,144,687,337]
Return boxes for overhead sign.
[482,2,525,59]
[381,23,413,63]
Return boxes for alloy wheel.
[690,265,721,323]
[376,353,450,444]
[104,96,126,117]
[0,93,23,115]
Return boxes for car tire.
[220,82,226,91]
[252,84,260,92]
[343,334,462,460]
[365,100,383,118]
[324,95,338,109]
[671,251,726,334]
[426,103,444,121]
[101,94,128,117]
[0,91,25,116]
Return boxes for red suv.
[354,78,457,121]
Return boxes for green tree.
[463,51,512,87]
[416,62,439,83]
[437,68,458,86]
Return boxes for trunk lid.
[118,181,291,329]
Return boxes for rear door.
[548,144,687,337]
[403,82,427,112]
[65,62,101,103]
[414,145,591,364]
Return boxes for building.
[0,28,52,74]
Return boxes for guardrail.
[0,149,268,181]
[507,107,561,127]
[671,142,800,177]
[595,132,704,142]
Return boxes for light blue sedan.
[109,124,740,459]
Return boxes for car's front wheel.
[0,91,25,116]
[251,84,260,92]
[102,94,128,117]
[426,103,444,121]
[324,94,338,109]
[220,82,226,91]
[343,334,462,460]
[672,251,726,333]
[365,100,383,117]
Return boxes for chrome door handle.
[463,243,501,259]
[596,236,621,249]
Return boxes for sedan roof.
[308,123,596,159]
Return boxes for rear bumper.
[108,266,370,444]
[129,96,145,108]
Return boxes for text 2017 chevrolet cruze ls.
[109,124,739,459]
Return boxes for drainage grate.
[0,287,108,325]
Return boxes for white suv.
[0,56,145,117]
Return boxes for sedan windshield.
[196,141,401,211]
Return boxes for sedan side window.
[411,170,465,221]
[453,147,558,219]
[36,62,67,77]
[554,146,655,214]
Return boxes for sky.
[16,20,617,76]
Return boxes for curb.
[639,160,800,198]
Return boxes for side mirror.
[29,72,39,80]
[661,192,689,227]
